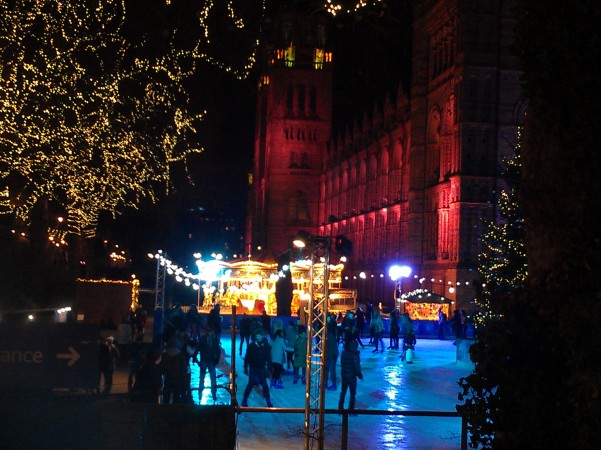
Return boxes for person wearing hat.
[241,327,273,407]
[98,336,120,395]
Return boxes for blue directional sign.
[0,323,100,390]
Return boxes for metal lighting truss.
[304,237,331,450]
[154,253,167,317]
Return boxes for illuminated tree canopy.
[0,0,263,238]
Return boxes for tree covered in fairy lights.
[473,128,527,327]
[0,0,264,239]
[0,0,203,238]
[0,0,395,241]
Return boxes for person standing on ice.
[292,325,308,384]
[241,328,273,407]
[338,339,363,413]
[270,328,290,389]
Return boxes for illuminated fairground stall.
[398,289,452,320]
[150,252,356,316]
[198,259,356,315]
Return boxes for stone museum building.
[246,0,524,312]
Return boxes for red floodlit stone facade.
[246,1,525,311]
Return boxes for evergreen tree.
[473,129,527,327]
[458,1,601,448]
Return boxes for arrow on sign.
[57,346,80,366]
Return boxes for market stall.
[400,289,452,320]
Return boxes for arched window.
[309,87,317,115]
[301,152,310,168]
[288,191,309,222]
[286,85,294,113]
[427,108,442,183]
[297,84,305,115]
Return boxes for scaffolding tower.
[304,237,330,450]
[152,251,167,342]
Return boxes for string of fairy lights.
[324,0,385,16]
[150,251,239,294]
[0,0,209,238]
[167,0,264,81]
[346,271,477,301]
[150,248,480,304]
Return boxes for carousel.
[197,258,356,316]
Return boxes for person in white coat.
[270,328,291,388]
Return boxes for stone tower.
[246,11,333,256]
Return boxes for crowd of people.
[100,301,470,415]
[236,304,426,412]
[120,301,253,404]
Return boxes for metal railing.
[236,406,467,450]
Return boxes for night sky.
[0,1,407,296]
[101,1,411,284]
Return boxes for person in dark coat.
[239,313,252,356]
[260,309,271,339]
[341,309,365,348]
[451,310,462,343]
[401,329,417,361]
[207,303,222,339]
[130,348,163,403]
[242,328,273,407]
[341,310,356,344]
[292,325,308,384]
[460,309,468,338]
[134,306,147,342]
[194,326,222,403]
[186,304,201,341]
[365,302,374,343]
[284,319,299,371]
[325,318,340,390]
[370,309,385,352]
[356,307,366,339]
[437,307,447,340]
[98,336,120,395]
[161,334,186,404]
[388,309,400,350]
[338,339,363,413]
[249,317,262,336]
[127,341,147,392]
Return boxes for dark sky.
[108,1,410,281]
[0,0,413,307]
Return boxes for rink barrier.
[237,406,467,450]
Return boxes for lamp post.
[389,264,412,314]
